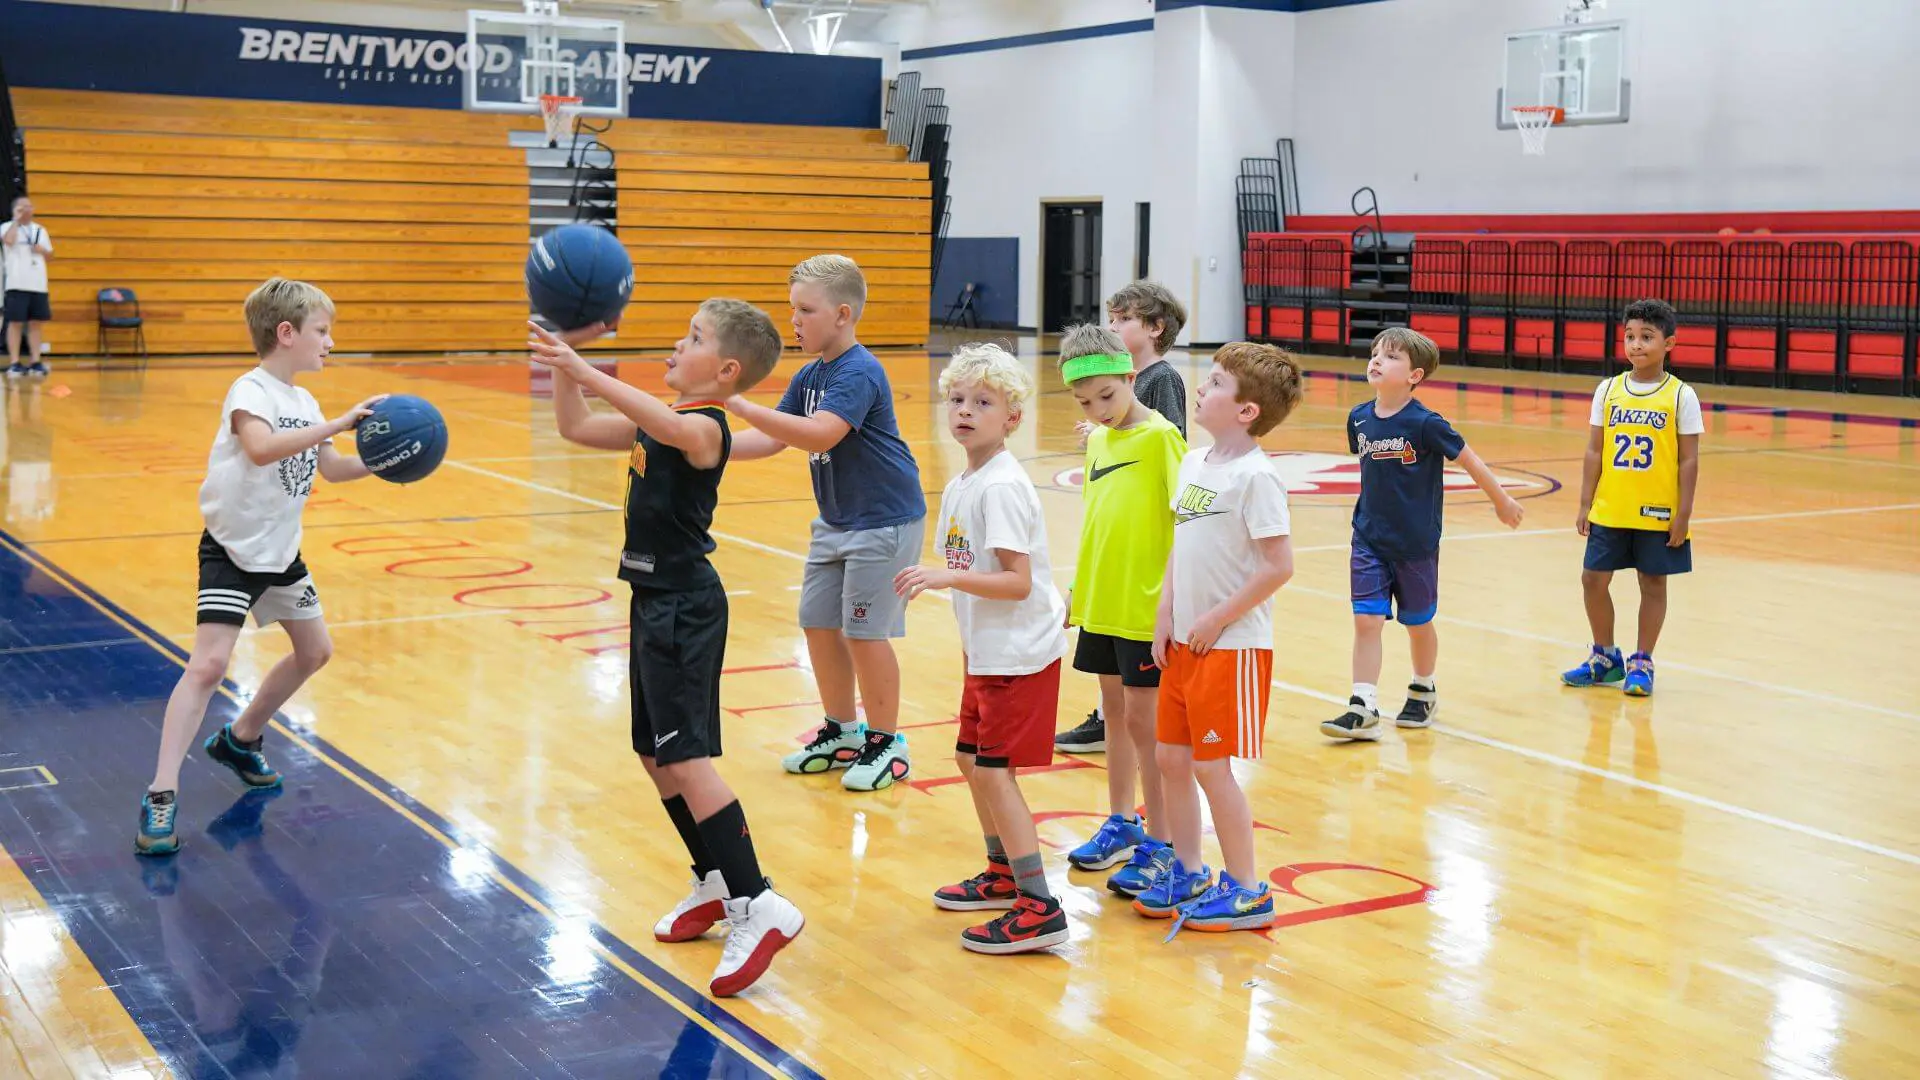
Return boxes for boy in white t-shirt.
[894,343,1071,955]
[137,278,387,856]
[1137,342,1303,936]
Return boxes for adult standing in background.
[4,195,53,379]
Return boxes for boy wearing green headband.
[1059,324,1188,900]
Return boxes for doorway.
[1041,201,1102,333]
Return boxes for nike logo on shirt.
[1086,459,1137,483]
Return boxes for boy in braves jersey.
[1322,328,1524,742]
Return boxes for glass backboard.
[1498,20,1628,128]
[464,9,626,116]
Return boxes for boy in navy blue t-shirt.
[726,255,928,790]
[1321,328,1524,741]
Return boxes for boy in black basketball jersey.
[527,300,803,999]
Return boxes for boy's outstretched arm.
[529,323,720,468]
[1454,444,1525,528]
[724,394,851,456]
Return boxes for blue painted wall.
[932,238,1020,329]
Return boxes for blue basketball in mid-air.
[526,223,634,331]
[356,394,448,485]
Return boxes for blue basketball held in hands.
[526,223,634,331]
[356,394,448,485]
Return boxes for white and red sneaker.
[655,869,728,942]
[709,884,804,998]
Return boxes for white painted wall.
[905,25,1156,332]
[1294,0,1920,214]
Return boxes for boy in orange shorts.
[1135,342,1303,934]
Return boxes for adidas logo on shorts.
[296,587,319,609]
[1202,730,1222,744]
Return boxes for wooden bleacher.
[12,88,932,358]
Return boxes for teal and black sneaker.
[782,718,867,774]
[135,790,180,856]
[1622,652,1656,697]
[204,723,283,788]
[1560,645,1625,688]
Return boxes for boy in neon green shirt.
[1059,324,1188,898]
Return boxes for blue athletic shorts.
[1350,536,1439,626]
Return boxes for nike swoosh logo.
[655,731,678,748]
[1176,511,1229,524]
[1233,890,1269,914]
[1137,662,1157,672]
[1086,460,1137,483]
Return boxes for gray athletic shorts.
[798,516,926,640]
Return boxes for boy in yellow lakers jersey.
[1562,299,1702,697]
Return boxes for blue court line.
[0,526,825,1080]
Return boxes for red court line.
[722,660,804,676]
[906,757,1103,793]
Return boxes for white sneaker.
[710,884,804,998]
[654,869,728,942]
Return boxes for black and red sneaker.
[960,893,1069,955]
[933,862,1017,911]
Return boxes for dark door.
[1042,201,1102,333]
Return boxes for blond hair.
[1214,341,1303,437]
[788,254,867,318]
[1107,280,1188,354]
[698,298,783,392]
[1371,326,1440,380]
[244,277,335,356]
[1059,323,1127,363]
[938,342,1035,415]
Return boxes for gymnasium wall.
[887,0,1920,342]
[903,11,1155,337]
[1291,0,1920,217]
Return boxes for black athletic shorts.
[1072,630,1161,688]
[630,582,728,765]
[196,531,321,627]
[3,290,51,323]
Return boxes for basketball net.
[1512,106,1563,156]
[540,94,582,149]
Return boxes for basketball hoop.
[1512,106,1563,156]
[539,94,582,149]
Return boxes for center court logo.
[1053,451,1558,498]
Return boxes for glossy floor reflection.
[1,345,1918,1078]
[0,540,809,1078]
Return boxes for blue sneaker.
[1130,858,1212,919]
[1163,872,1274,940]
[203,724,283,788]
[1067,814,1147,871]
[1560,645,1625,688]
[1622,652,1655,697]
[1105,838,1174,897]
[135,791,180,856]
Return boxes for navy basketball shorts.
[1350,536,1439,626]
[1583,522,1693,576]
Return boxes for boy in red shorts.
[1138,342,1303,934]
[895,343,1070,954]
